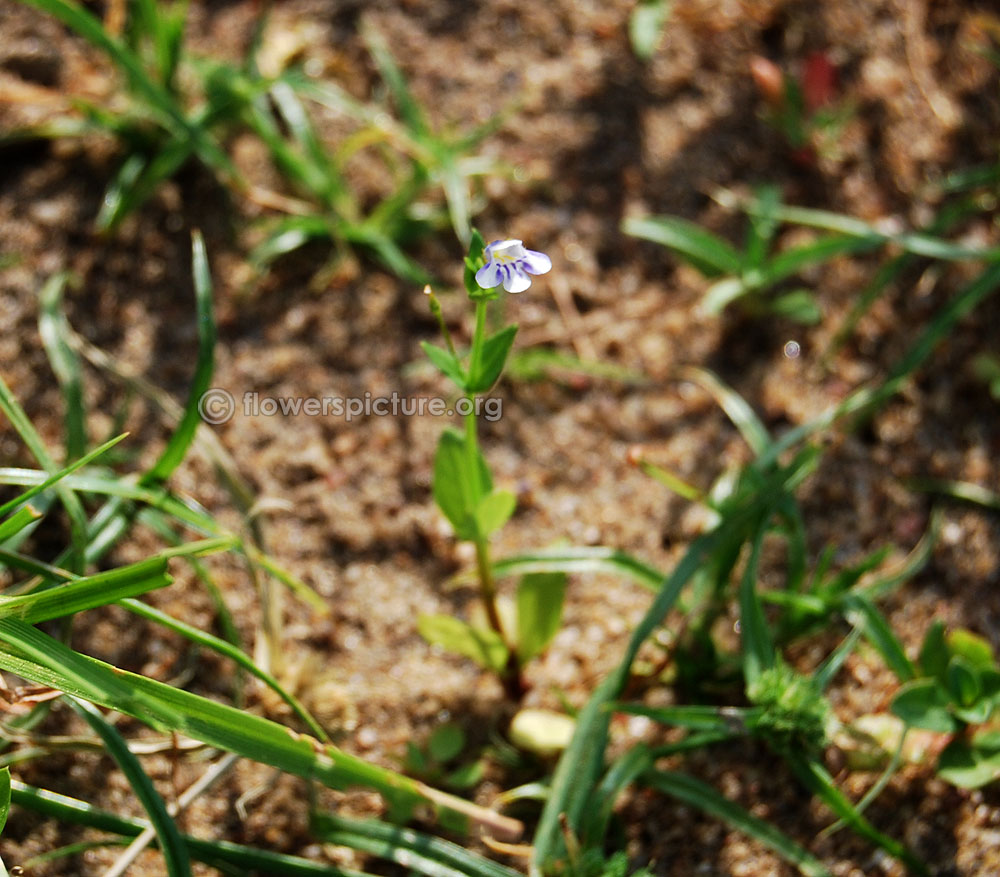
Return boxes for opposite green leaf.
[918,621,949,682]
[938,731,1000,789]
[467,325,517,393]
[432,429,492,541]
[515,572,566,663]
[474,490,516,539]
[417,614,508,673]
[890,678,958,733]
[948,629,995,668]
[421,342,467,390]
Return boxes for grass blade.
[11,781,375,876]
[38,273,87,459]
[143,231,214,484]
[0,434,128,519]
[783,752,926,875]
[69,698,191,876]
[681,366,771,456]
[739,520,777,687]
[0,619,519,834]
[841,593,915,682]
[643,769,831,877]
[0,557,171,622]
[0,507,43,544]
[489,546,664,591]
[623,215,743,276]
[312,811,521,877]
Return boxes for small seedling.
[749,52,855,168]
[891,622,1000,787]
[402,723,485,791]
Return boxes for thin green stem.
[462,297,522,696]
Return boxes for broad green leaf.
[947,629,995,668]
[428,724,465,763]
[918,620,949,681]
[938,731,1000,788]
[432,429,492,541]
[623,215,743,276]
[890,679,958,733]
[417,614,508,672]
[421,342,466,389]
[473,490,516,539]
[946,655,981,708]
[467,325,517,393]
[515,572,566,663]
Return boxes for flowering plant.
[475,239,552,293]
[418,231,564,699]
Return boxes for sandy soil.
[2,0,1000,874]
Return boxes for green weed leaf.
[417,614,508,672]
[474,490,516,538]
[946,656,982,709]
[890,678,958,733]
[918,620,949,681]
[947,629,995,668]
[515,572,566,663]
[467,325,517,393]
[938,731,1000,789]
[421,341,467,389]
[623,215,742,276]
[432,429,492,541]
[428,724,465,763]
[769,289,822,324]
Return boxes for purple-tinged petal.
[504,270,532,293]
[521,249,552,275]
[476,261,502,289]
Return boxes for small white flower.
[475,239,552,293]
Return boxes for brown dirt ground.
[2,0,1000,874]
